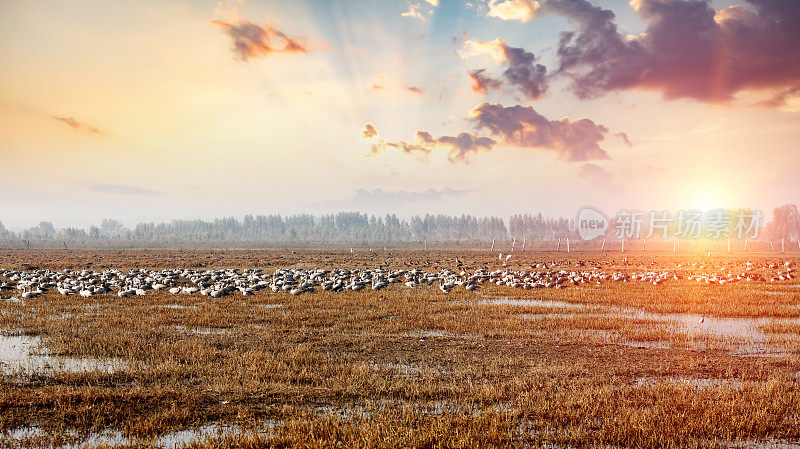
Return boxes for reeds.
[1,250,799,447]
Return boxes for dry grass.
[1,250,800,448]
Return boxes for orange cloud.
[369,130,434,157]
[468,69,502,94]
[52,116,101,134]
[461,39,549,100]
[363,124,496,163]
[212,19,313,60]
[361,123,378,139]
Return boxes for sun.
[686,178,733,211]
[692,192,719,211]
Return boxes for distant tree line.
[765,204,800,242]
[0,213,533,246]
[0,205,797,247]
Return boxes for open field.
[1,249,800,448]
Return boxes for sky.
[0,0,798,229]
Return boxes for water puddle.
[625,312,800,340]
[409,330,456,338]
[0,334,126,375]
[724,440,800,449]
[483,294,800,357]
[753,290,797,296]
[2,422,279,447]
[614,312,800,356]
[255,303,284,309]
[620,340,671,350]
[482,297,589,310]
[635,376,743,389]
[369,361,453,376]
[370,362,421,375]
[314,404,373,421]
[175,326,231,335]
[154,423,269,446]
[160,304,196,310]
[629,312,770,340]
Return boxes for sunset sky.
[1,0,798,229]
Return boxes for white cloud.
[457,38,508,64]
[401,3,427,21]
[486,0,540,22]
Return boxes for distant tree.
[59,227,88,242]
[100,218,126,238]
[0,221,11,239]
[39,221,56,238]
[768,204,800,241]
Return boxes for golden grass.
[1,250,799,447]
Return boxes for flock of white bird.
[0,259,794,302]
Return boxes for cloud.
[469,69,502,94]
[501,44,548,100]
[577,163,619,191]
[755,85,800,111]
[87,184,164,196]
[458,38,508,64]
[212,19,313,60]
[460,38,548,100]
[614,132,632,146]
[401,3,432,22]
[368,130,435,157]
[539,0,800,104]
[310,187,473,211]
[407,86,423,95]
[211,1,319,61]
[52,116,100,134]
[469,102,610,161]
[363,125,496,163]
[353,187,471,204]
[361,123,378,139]
[436,133,497,162]
[364,103,613,163]
[487,0,541,22]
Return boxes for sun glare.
[692,192,719,211]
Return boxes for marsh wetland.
[0,249,799,448]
